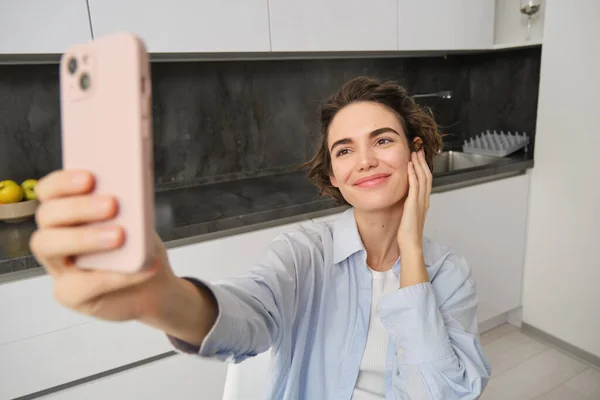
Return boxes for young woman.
[30,76,491,399]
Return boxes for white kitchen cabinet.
[424,173,531,324]
[310,210,346,225]
[268,0,397,51]
[87,0,271,53]
[41,355,228,400]
[0,0,91,54]
[494,0,545,48]
[397,0,495,50]
[0,316,182,399]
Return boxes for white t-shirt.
[352,268,398,399]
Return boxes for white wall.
[522,0,600,357]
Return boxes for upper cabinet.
[0,0,91,54]
[87,0,271,53]
[1,0,543,57]
[268,0,398,52]
[494,0,545,48]
[398,0,496,50]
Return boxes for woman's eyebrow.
[369,127,400,138]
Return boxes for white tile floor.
[480,324,600,399]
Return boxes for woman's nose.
[357,148,378,171]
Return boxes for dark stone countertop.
[0,152,533,282]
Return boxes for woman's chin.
[346,194,404,213]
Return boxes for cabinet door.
[41,355,227,400]
[424,174,530,323]
[0,0,91,54]
[269,0,397,51]
[88,0,270,53]
[398,0,495,50]
[311,211,345,225]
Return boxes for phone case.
[59,32,155,273]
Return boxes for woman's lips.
[354,174,391,188]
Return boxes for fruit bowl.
[0,199,39,223]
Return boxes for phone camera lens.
[68,57,77,74]
[80,73,91,91]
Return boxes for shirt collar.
[332,208,404,277]
[333,207,366,264]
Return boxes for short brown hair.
[300,76,444,205]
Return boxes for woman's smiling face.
[328,101,414,212]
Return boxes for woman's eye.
[377,137,392,145]
[336,149,349,157]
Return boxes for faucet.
[412,90,453,99]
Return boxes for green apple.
[21,179,38,201]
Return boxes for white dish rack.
[462,130,530,157]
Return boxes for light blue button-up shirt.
[171,208,492,399]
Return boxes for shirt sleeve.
[166,236,299,364]
[379,253,492,399]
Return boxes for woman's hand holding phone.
[30,169,171,321]
[30,169,218,346]
[34,32,218,346]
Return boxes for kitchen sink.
[433,151,502,174]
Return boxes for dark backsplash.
[0,47,541,188]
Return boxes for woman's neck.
[354,205,404,272]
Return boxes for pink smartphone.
[59,32,155,273]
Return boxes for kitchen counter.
[0,151,533,282]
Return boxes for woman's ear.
[412,137,424,151]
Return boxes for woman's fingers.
[30,225,124,271]
[52,260,160,310]
[408,150,432,211]
[36,195,118,228]
[416,149,432,209]
[36,170,95,201]
[411,151,427,207]
[406,158,418,204]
